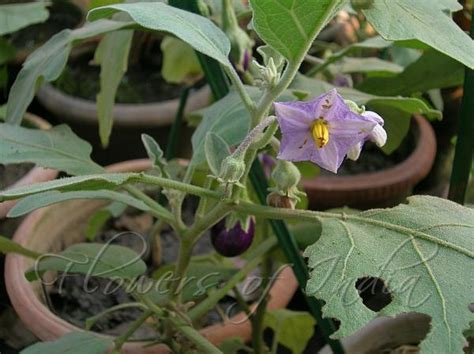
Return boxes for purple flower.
[211,219,255,257]
[274,89,385,173]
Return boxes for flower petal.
[347,142,362,161]
[309,140,344,173]
[278,131,314,162]
[329,113,376,138]
[274,101,316,130]
[369,124,388,147]
[362,110,384,125]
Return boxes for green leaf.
[0,173,137,202]
[204,132,231,176]
[264,309,316,354]
[141,134,167,176]
[6,19,131,125]
[0,235,41,259]
[88,2,231,67]
[95,28,133,147]
[7,190,150,218]
[0,2,50,36]
[357,50,465,96]
[88,0,124,11]
[219,337,248,354]
[21,332,112,354]
[191,88,254,165]
[291,75,441,154]
[0,124,103,176]
[249,0,347,61]
[363,0,474,69]
[26,242,147,281]
[85,202,127,241]
[152,254,237,302]
[161,35,203,84]
[304,196,474,353]
[338,57,403,74]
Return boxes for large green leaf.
[363,0,474,69]
[0,2,50,36]
[291,75,441,154]
[21,332,113,354]
[191,88,255,165]
[26,242,147,281]
[0,124,103,176]
[264,309,316,354]
[0,173,137,201]
[338,57,403,75]
[304,196,474,353]
[161,36,203,84]
[357,50,465,96]
[249,0,347,61]
[7,190,150,218]
[88,2,231,67]
[6,19,131,125]
[95,28,133,147]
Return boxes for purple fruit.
[211,219,255,257]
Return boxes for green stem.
[188,236,277,321]
[223,65,257,117]
[168,317,222,354]
[448,6,474,204]
[137,174,221,200]
[252,222,272,354]
[114,310,153,351]
[123,185,175,224]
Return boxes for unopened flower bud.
[218,155,246,184]
[271,160,301,192]
[267,192,296,209]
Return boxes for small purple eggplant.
[211,219,255,257]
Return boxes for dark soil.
[53,40,185,104]
[321,121,417,176]
[9,1,83,51]
[49,198,242,339]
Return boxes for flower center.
[311,119,329,148]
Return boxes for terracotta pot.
[319,313,431,354]
[0,113,58,219]
[303,115,437,210]
[5,159,298,353]
[36,83,210,165]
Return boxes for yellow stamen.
[311,119,329,148]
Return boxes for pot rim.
[0,113,58,219]
[36,83,211,128]
[302,115,437,192]
[4,159,298,353]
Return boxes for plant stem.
[448,6,474,204]
[138,174,221,200]
[168,317,222,354]
[114,310,153,351]
[188,236,277,321]
[123,185,175,224]
[223,65,257,116]
[252,221,272,354]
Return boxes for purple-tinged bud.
[242,49,251,72]
[267,192,296,209]
[211,219,255,257]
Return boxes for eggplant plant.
[0,0,473,353]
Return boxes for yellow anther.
[311,119,329,148]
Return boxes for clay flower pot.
[36,83,210,164]
[303,115,437,210]
[5,159,298,353]
[0,113,58,219]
